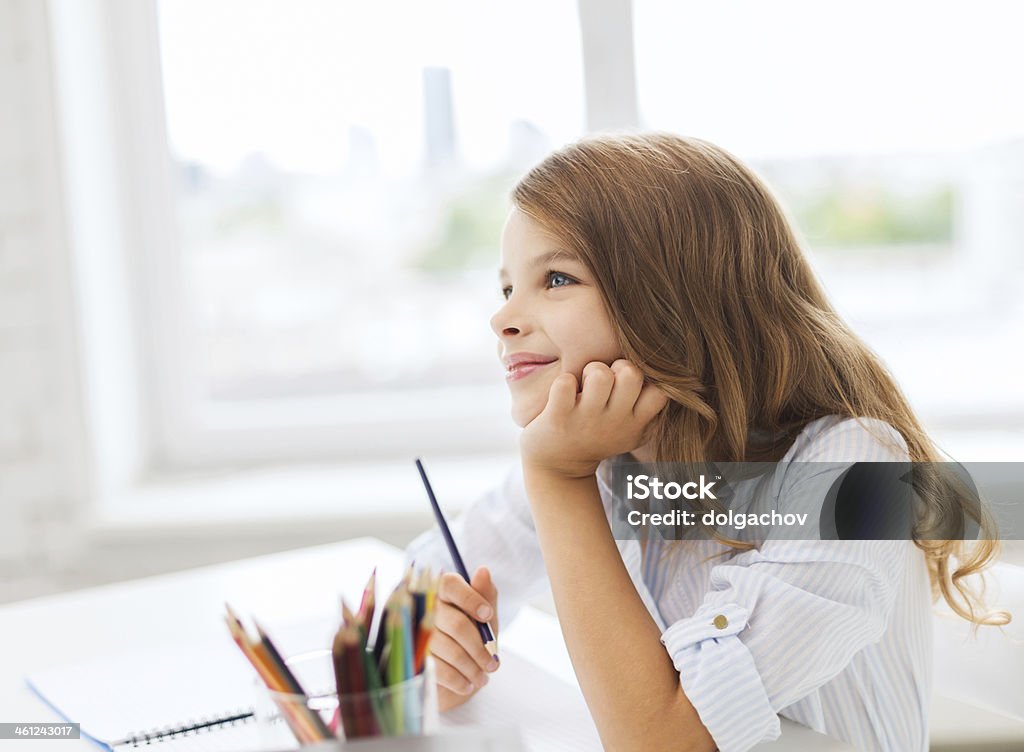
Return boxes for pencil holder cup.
[252,649,439,746]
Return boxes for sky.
[632,0,1024,159]
[156,0,585,176]
[156,0,1024,174]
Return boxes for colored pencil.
[224,613,315,745]
[336,621,376,739]
[357,568,376,628]
[232,561,444,744]
[425,569,438,616]
[386,607,405,735]
[399,592,417,733]
[414,458,497,656]
[224,606,322,744]
[254,621,332,741]
[358,634,388,734]
[332,624,358,739]
[372,599,389,667]
[413,610,435,674]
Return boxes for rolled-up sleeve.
[660,537,907,750]
[661,601,779,751]
[660,418,913,752]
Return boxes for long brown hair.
[511,131,1009,627]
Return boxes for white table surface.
[0,538,851,750]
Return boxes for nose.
[490,298,525,338]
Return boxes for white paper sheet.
[439,650,602,752]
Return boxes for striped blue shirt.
[407,415,933,751]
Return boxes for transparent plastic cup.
[252,648,438,746]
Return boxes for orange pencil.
[413,609,435,674]
[254,622,332,741]
[224,607,320,744]
[225,607,316,744]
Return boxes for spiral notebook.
[25,641,263,750]
[25,618,334,751]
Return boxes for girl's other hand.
[431,566,501,711]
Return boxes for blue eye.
[502,271,576,300]
[547,271,576,289]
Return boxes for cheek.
[558,340,622,383]
[552,306,621,377]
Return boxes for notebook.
[25,617,335,750]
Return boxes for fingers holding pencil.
[431,568,500,709]
[414,459,498,656]
[413,458,502,712]
[439,572,499,653]
[438,570,496,621]
[468,567,500,642]
[430,630,489,691]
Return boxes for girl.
[406,132,1008,751]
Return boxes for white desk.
[0,538,851,750]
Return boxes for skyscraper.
[423,66,457,170]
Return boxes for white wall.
[0,0,90,602]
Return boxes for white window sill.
[86,453,519,542]
[81,429,1024,543]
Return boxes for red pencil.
[357,567,376,625]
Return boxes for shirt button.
[713,614,728,629]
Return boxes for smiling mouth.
[506,360,558,382]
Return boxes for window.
[633,0,1024,444]
[151,0,587,466]
[55,0,1021,489]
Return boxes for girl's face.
[491,208,622,427]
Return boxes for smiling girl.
[406,132,1008,751]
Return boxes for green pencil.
[387,608,405,735]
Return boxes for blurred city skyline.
[158,0,1024,174]
[154,0,1023,433]
[157,0,584,176]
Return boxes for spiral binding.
[113,708,255,747]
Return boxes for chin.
[510,400,544,429]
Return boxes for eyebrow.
[498,248,582,280]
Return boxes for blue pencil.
[414,458,497,656]
[399,594,417,733]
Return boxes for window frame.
[48,0,640,476]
